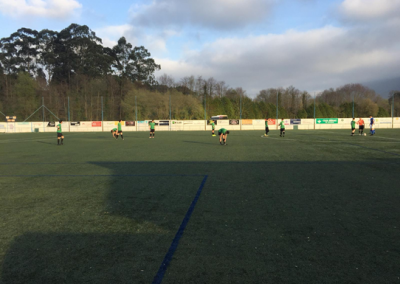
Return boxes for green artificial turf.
[0,129,400,283]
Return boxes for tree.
[0,28,39,76]
[111,37,161,84]
[297,109,308,118]
[377,107,389,117]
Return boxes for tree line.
[0,24,399,122]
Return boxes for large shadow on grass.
[2,160,400,283]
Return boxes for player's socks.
[61,138,64,145]
[121,135,124,140]
[116,135,119,139]
[57,139,59,145]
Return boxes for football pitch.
[1,129,400,284]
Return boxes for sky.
[0,0,399,97]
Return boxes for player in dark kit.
[279,119,285,137]
[57,120,64,145]
[116,120,124,140]
[210,120,216,136]
[357,117,365,135]
[111,128,117,138]
[264,118,269,137]
[149,120,156,138]
[218,128,229,145]
[369,115,376,136]
[351,118,356,136]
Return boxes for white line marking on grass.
[0,138,54,143]
[265,137,297,141]
[371,136,400,141]
[317,130,400,141]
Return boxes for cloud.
[130,0,276,30]
[155,22,400,95]
[95,24,178,55]
[339,0,400,22]
[0,0,82,19]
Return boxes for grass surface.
[1,129,400,284]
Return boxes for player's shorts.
[359,125,364,129]
[280,128,285,131]
[118,130,122,133]
[352,127,355,131]
[57,132,63,137]
[212,127,215,130]
[150,129,155,132]
[218,131,223,135]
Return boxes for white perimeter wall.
[1,118,400,133]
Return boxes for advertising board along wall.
[0,122,6,133]
[393,117,400,129]
[69,121,101,132]
[2,118,400,133]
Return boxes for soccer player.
[369,115,376,136]
[279,119,285,137]
[264,118,269,137]
[351,118,356,136]
[210,120,216,136]
[357,117,365,135]
[149,119,156,138]
[111,128,117,138]
[116,119,124,140]
[57,120,64,145]
[218,128,229,145]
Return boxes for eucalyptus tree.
[110,37,161,84]
[0,28,39,76]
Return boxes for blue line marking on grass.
[152,175,208,284]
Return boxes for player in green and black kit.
[57,120,64,145]
[211,120,216,136]
[111,128,117,138]
[218,128,230,145]
[264,118,269,137]
[149,120,156,138]
[116,120,124,140]
[279,119,285,137]
[351,118,356,136]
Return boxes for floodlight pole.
[68,97,70,121]
[68,97,70,132]
[169,95,172,131]
[204,94,207,121]
[42,97,44,122]
[135,96,137,122]
[276,91,279,120]
[352,92,354,118]
[135,95,138,132]
[314,93,316,119]
[240,94,242,120]
[101,96,103,122]
[42,97,45,132]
